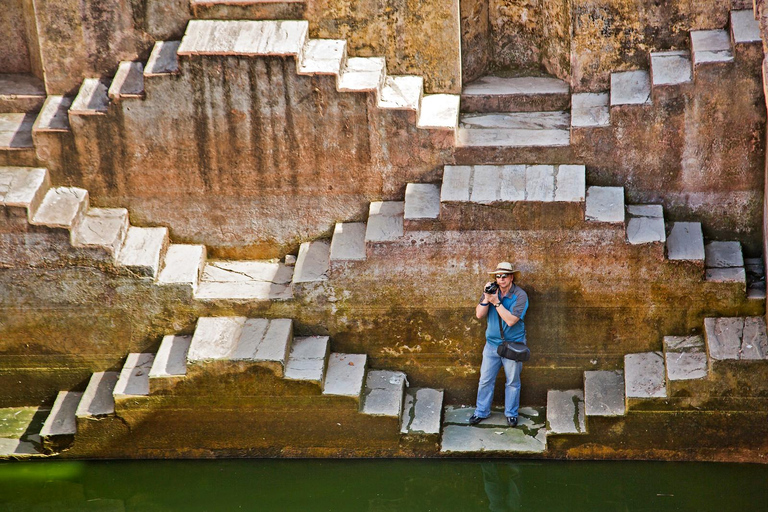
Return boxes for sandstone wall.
[0,0,41,77]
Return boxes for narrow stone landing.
[457,112,570,148]
[440,406,547,454]
[0,406,47,458]
[196,260,293,300]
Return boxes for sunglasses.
[495,274,511,279]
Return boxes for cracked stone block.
[610,70,651,106]
[624,352,667,399]
[584,370,625,416]
[664,336,708,381]
[546,389,586,435]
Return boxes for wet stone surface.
[441,406,547,453]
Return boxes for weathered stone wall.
[0,0,40,76]
[306,0,462,94]
[60,55,451,259]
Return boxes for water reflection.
[481,463,521,512]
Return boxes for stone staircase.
[0,74,45,167]
[439,315,768,454]
[455,8,761,164]
[37,316,443,456]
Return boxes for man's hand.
[483,282,499,305]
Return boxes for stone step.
[144,41,181,77]
[75,371,118,417]
[650,51,692,87]
[626,204,665,244]
[704,316,768,361]
[731,10,761,45]
[691,29,734,67]
[108,61,145,100]
[298,39,346,75]
[187,316,247,362]
[190,0,306,20]
[0,166,50,216]
[177,19,309,57]
[571,92,610,128]
[460,76,570,113]
[32,96,73,133]
[440,406,547,454]
[362,370,407,417]
[441,164,585,204]
[0,73,46,113]
[196,260,293,300]
[365,201,404,242]
[546,389,587,435]
[745,257,766,299]
[150,334,192,379]
[293,240,330,283]
[665,222,705,261]
[457,111,571,148]
[400,387,443,435]
[417,94,461,130]
[329,222,367,261]
[322,353,367,398]
[71,208,130,257]
[157,244,207,290]
[404,183,441,220]
[663,335,708,382]
[116,226,169,278]
[0,112,36,150]
[584,370,625,416]
[69,78,109,115]
[585,186,624,223]
[338,57,386,93]
[284,335,330,383]
[379,76,423,111]
[624,352,667,402]
[232,318,292,371]
[705,241,745,283]
[30,187,89,229]
[39,391,82,437]
[114,353,155,398]
[610,70,651,106]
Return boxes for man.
[469,262,529,427]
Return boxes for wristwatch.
[493,303,501,308]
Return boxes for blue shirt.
[483,284,528,346]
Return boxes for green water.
[1,459,767,511]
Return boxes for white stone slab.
[76,372,118,417]
[664,335,708,381]
[31,187,88,229]
[404,183,440,219]
[284,336,329,382]
[293,240,330,283]
[706,267,747,283]
[0,439,41,457]
[691,30,734,65]
[323,353,366,397]
[234,318,292,364]
[546,389,586,435]
[585,186,624,223]
[1,167,49,209]
[462,76,569,96]
[499,165,526,202]
[195,280,293,300]
[180,20,308,56]
[365,201,404,242]
[650,51,692,86]
[460,111,569,129]
[554,164,586,202]
[457,111,570,147]
[40,391,82,437]
[197,260,293,300]
[157,244,207,288]
[70,78,109,114]
[379,75,423,110]
[362,370,407,417]
[470,165,501,203]
[33,96,72,132]
[417,94,460,129]
[299,39,346,75]
[73,208,129,255]
[150,335,192,378]
[705,241,743,268]
[329,222,366,261]
[440,407,547,453]
[571,92,610,128]
[116,226,168,278]
[666,222,705,261]
[525,165,555,201]
[705,317,744,360]
[624,352,667,399]
[610,70,651,106]
[114,353,155,398]
[440,165,471,202]
[741,317,768,360]
[187,316,246,361]
[731,10,761,44]
[584,370,625,416]
[401,387,443,435]
[338,57,385,92]
[145,41,180,76]
[108,61,144,99]
[626,204,665,244]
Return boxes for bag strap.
[496,292,506,342]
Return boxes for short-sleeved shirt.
[481,284,528,346]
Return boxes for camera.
[484,282,499,294]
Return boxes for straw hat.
[487,261,522,278]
